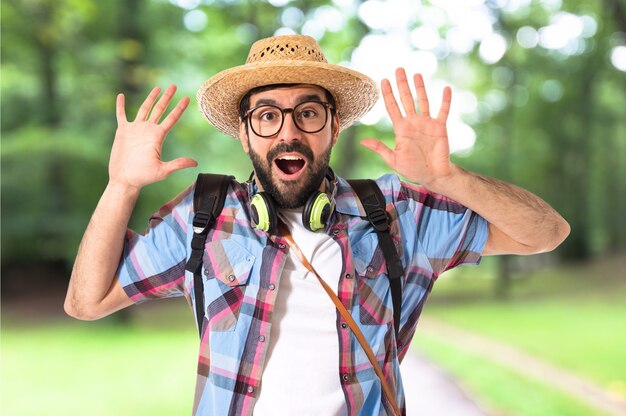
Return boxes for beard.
[248,140,332,209]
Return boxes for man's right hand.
[110,84,197,191]
[65,85,198,321]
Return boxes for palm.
[361,69,453,185]
[111,122,167,182]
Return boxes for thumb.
[360,139,394,166]
[161,157,198,177]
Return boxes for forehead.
[249,85,327,106]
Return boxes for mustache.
[266,142,314,164]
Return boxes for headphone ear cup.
[303,191,332,231]
[251,193,277,233]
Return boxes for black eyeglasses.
[244,101,334,138]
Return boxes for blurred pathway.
[418,318,626,416]
[401,349,489,415]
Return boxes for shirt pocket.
[202,239,255,332]
[352,233,394,326]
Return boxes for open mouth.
[274,155,306,175]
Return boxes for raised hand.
[110,85,197,190]
[360,68,453,186]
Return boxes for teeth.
[278,155,303,160]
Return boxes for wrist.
[105,180,142,200]
[419,164,463,194]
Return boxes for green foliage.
[2,0,625,269]
[454,0,626,259]
[1,127,109,262]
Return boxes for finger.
[437,86,452,123]
[149,84,177,123]
[160,157,198,178]
[413,74,430,117]
[360,139,395,167]
[134,87,162,122]
[381,79,403,124]
[395,68,417,116]
[160,96,190,132]
[116,94,127,124]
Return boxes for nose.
[277,111,301,142]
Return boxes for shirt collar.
[333,176,366,217]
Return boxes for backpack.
[184,174,404,339]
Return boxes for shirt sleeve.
[401,179,489,276]
[116,185,194,304]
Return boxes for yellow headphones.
[249,171,335,233]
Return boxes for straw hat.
[197,35,379,138]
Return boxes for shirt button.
[332,229,340,235]
[268,283,276,291]
[342,374,350,382]
[247,386,254,394]
[344,273,352,279]
[228,274,236,282]
[341,322,347,329]
[258,335,265,342]
[366,266,374,274]
[203,269,209,276]
[278,243,286,249]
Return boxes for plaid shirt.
[118,173,487,415]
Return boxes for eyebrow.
[252,93,324,108]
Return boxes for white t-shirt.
[254,209,346,416]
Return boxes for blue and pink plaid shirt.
[117,173,488,415]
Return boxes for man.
[65,35,569,415]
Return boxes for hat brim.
[197,60,380,138]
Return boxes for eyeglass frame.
[242,101,335,138]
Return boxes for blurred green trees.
[2,0,625,284]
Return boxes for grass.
[2,256,624,415]
[423,255,626,387]
[1,303,198,416]
[413,332,605,416]
[422,296,626,386]
[411,254,626,414]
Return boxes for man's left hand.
[361,68,453,187]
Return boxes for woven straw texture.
[197,35,379,138]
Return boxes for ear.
[239,121,250,154]
[331,116,340,147]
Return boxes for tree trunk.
[495,256,513,300]
[114,0,147,325]
[117,0,145,102]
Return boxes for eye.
[297,104,321,119]
[255,107,281,122]
[300,109,318,119]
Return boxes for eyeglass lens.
[249,101,328,137]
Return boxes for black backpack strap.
[348,179,404,339]
[185,173,233,338]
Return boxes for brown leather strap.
[278,221,401,416]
